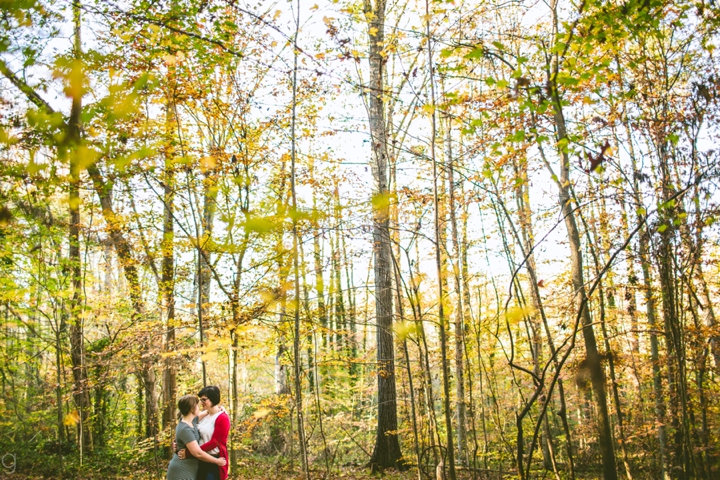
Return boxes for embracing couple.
[166,386,230,480]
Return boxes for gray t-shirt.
[167,418,199,480]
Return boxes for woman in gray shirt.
[167,395,226,480]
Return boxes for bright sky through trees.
[1,0,719,478]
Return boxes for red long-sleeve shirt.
[200,411,230,480]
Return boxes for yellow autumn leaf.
[201,350,218,362]
[505,306,534,324]
[64,410,80,427]
[64,60,85,101]
[68,195,81,210]
[253,407,272,419]
[310,4,319,10]
[422,104,435,115]
[273,10,282,20]
[200,155,216,172]
[76,145,101,171]
[162,54,177,66]
[393,321,419,341]
[371,192,391,211]
[259,288,279,304]
[244,215,274,234]
[368,27,378,36]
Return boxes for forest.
[1,0,719,478]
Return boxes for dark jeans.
[197,458,220,480]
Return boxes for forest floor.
[4,454,603,479]
[3,467,604,479]
[4,464,522,480]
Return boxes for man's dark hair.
[198,385,221,406]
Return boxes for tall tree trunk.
[67,0,91,453]
[579,183,634,480]
[198,169,218,385]
[656,144,693,478]
[332,181,347,356]
[289,5,309,475]
[364,0,403,468]
[54,315,66,447]
[549,84,618,480]
[274,160,290,397]
[160,93,177,457]
[620,93,667,478]
[445,114,467,466]
[311,159,327,387]
[424,5,456,478]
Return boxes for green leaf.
[551,41,566,54]
[244,215,274,234]
[464,47,484,59]
[510,129,525,142]
[659,199,676,210]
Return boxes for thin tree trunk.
[656,145,693,479]
[312,168,327,387]
[289,4,309,475]
[424,5,456,478]
[390,247,422,479]
[445,114,467,467]
[578,184,634,480]
[548,78,618,479]
[508,155,553,472]
[54,316,65,446]
[198,171,218,385]
[67,0,92,454]
[160,90,177,459]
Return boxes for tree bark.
[68,0,92,453]
[160,93,177,457]
[364,0,403,469]
[549,88,618,480]
[289,5,309,474]
[424,6,456,478]
[446,114,467,467]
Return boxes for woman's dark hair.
[198,385,220,406]
[178,395,199,418]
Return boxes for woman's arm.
[199,413,230,452]
[185,441,226,466]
